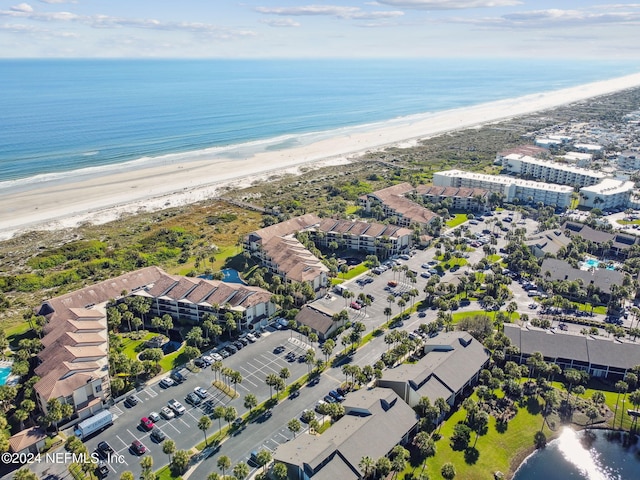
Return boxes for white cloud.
[0,5,257,39]
[254,4,404,20]
[10,3,34,13]
[39,0,78,4]
[375,0,522,9]
[0,21,78,37]
[260,18,301,27]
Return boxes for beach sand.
[2,72,640,240]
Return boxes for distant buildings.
[524,228,572,258]
[414,185,489,212]
[295,303,342,340]
[504,324,640,381]
[617,150,640,171]
[377,332,489,408]
[273,388,417,480]
[358,182,438,228]
[579,178,635,210]
[433,169,573,208]
[562,222,640,257]
[244,215,413,294]
[498,154,606,188]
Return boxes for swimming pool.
[584,258,599,268]
[0,366,11,386]
[221,268,245,284]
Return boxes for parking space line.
[126,429,141,441]
[179,417,191,428]
[111,406,124,417]
[115,435,129,448]
[144,386,158,398]
[167,422,181,434]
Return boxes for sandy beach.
[2,71,640,240]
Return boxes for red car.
[140,417,154,431]
[350,302,361,310]
[131,440,146,455]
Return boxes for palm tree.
[217,456,231,478]
[614,380,628,428]
[359,456,375,478]
[198,416,212,446]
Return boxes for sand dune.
[2,72,640,240]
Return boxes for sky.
[0,1,639,59]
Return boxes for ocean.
[513,428,640,480]
[1,58,639,188]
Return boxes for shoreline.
[3,71,640,240]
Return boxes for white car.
[246,333,257,343]
[211,353,223,362]
[194,386,208,399]
[148,411,161,422]
[159,378,175,388]
[168,399,186,415]
[201,355,214,365]
[160,407,175,420]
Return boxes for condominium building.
[414,185,489,212]
[433,169,574,208]
[617,150,640,171]
[358,182,438,228]
[499,154,606,187]
[578,178,635,210]
[244,215,413,292]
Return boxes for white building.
[499,154,606,187]
[574,143,604,153]
[579,179,635,210]
[559,152,593,168]
[433,170,573,208]
[618,150,640,171]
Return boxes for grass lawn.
[345,205,359,215]
[486,254,501,263]
[418,395,554,480]
[439,258,468,270]
[339,263,369,281]
[617,219,640,225]
[446,214,469,228]
[451,310,520,324]
[159,343,188,372]
[120,332,155,360]
[5,322,33,348]
[572,302,607,315]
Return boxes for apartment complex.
[139,271,275,331]
[378,332,489,408]
[273,388,417,480]
[499,154,606,188]
[414,185,489,212]
[244,215,413,293]
[578,178,635,210]
[34,267,166,419]
[617,150,640,171]
[358,182,438,228]
[433,169,573,208]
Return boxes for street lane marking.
[167,422,181,434]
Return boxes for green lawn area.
[617,219,640,225]
[445,214,469,228]
[439,258,468,270]
[5,322,32,348]
[451,310,519,324]
[571,302,607,315]
[339,263,369,280]
[415,394,553,480]
[159,343,188,372]
[120,332,155,360]
[486,254,501,263]
[345,205,359,215]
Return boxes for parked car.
[185,392,202,406]
[124,395,140,407]
[168,399,186,415]
[159,378,175,388]
[194,358,206,368]
[233,341,244,350]
[194,386,208,399]
[329,390,345,402]
[160,407,175,420]
[170,371,186,384]
[211,352,224,362]
[148,412,161,423]
[140,417,154,431]
[366,293,375,301]
[246,333,257,343]
[130,440,146,455]
[324,394,337,404]
[238,337,249,346]
[96,441,114,459]
[201,355,214,365]
[350,302,362,310]
[150,429,166,443]
[96,460,109,478]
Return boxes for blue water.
[1,59,639,186]
[221,269,244,284]
[514,428,640,480]
[0,366,11,386]
[585,259,600,268]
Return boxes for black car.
[366,293,375,301]
[124,395,139,407]
[226,344,238,354]
[194,358,206,368]
[234,341,244,350]
[170,371,186,384]
[97,441,114,459]
[96,460,109,478]
[274,345,286,354]
[238,337,249,346]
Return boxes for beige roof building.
[359,182,438,227]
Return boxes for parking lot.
[83,328,320,478]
